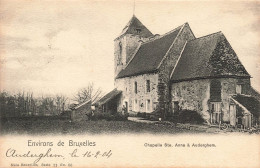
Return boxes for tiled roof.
[74,99,91,110]
[117,15,153,39]
[232,94,260,117]
[116,25,183,78]
[95,89,122,106]
[171,32,250,82]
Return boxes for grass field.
[0,117,202,135]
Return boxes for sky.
[0,0,259,98]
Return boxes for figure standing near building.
[122,105,126,115]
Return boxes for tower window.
[146,80,150,93]
[118,42,122,65]
[136,28,141,34]
[236,84,242,94]
[134,81,137,94]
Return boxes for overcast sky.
[0,0,259,98]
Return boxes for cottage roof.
[74,99,91,110]
[95,89,122,106]
[171,32,250,82]
[232,95,260,117]
[116,15,153,40]
[116,24,184,78]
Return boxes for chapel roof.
[171,32,250,82]
[116,24,184,78]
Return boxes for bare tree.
[74,83,103,104]
[0,91,71,117]
[55,95,68,115]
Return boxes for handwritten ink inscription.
[5,139,112,167]
[69,149,112,158]
[6,148,112,165]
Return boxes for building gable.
[209,34,250,77]
[171,32,250,82]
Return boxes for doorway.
[124,101,128,113]
[173,101,179,114]
[210,102,221,124]
[229,105,236,126]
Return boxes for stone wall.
[157,23,195,118]
[71,101,91,121]
[115,73,158,113]
[171,77,251,123]
[171,79,210,121]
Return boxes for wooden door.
[210,102,221,124]
[244,114,252,129]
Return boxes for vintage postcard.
[0,0,259,167]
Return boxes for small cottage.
[71,99,92,121]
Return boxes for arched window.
[119,42,122,56]
[210,79,221,102]
[117,42,122,65]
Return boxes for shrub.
[137,112,147,118]
[176,110,204,124]
[136,112,141,117]
[149,111,161,121]
[90,112,128,121]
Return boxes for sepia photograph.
[0,0,259,167]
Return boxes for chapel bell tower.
[114,15,153,78]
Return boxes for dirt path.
[128,117,157,124]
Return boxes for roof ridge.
[172,32,223,81]
[157,23,187,69]
[170,41,188,79]
[161,23,186,37]
[141,23,185,45]
[188,31,223,42]
[74,99,91,109]
[218,33,251,77]
[188,32,222,77]
[122,15,137,31]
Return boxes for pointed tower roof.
[116,15,153,39]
